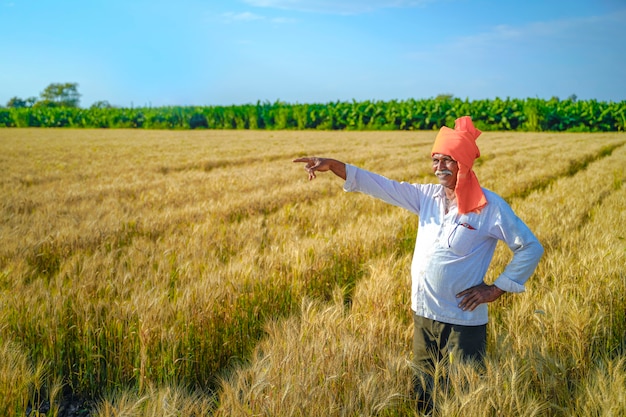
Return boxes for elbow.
[536,240,545,258]
[515,235,544,258]
[516,238,544,263]
[529,240,544,265]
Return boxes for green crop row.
[1,97,624,131]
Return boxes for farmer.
[293,116,543,411]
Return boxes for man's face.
[432,153,459,188]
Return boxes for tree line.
[2,83,625,131]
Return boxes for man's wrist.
[491,285,505,297]
[329,159,347,180]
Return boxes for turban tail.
[431,116,487,214]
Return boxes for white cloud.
[220,11,296,24]
[402,9,626,100]
[221,11,265,22]
[242,0,432,15]
[493,10,622,43]
[410,9,626,62]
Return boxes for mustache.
[435,169,453,176]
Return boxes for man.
[293,116,543,410]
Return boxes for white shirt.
[344,165,544,326]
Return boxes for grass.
[1,128,625,416]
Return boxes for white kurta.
[344,164,544,326]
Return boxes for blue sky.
[1,0,625,108]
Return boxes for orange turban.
[431,116,487,214]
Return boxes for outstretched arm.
[293,157,346,181]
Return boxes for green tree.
[435,93,454,101]
[38,82,81,107]
[6,96,37,108]
[90,100,113,109]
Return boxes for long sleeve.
[343,164,424,215]
[489,198,544,293]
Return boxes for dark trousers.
[412,313,487,411]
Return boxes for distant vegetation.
[2,83,625,131]
[6,82,82,109]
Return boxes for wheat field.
[1,128,625,416]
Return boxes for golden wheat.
[1,128,624,416]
